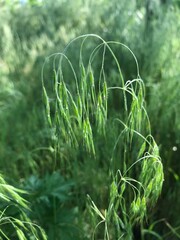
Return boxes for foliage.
[0,174,47,239]
[0,0,179,239]
[23,172,80,240]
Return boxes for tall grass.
[42,34,164,239]
[0,1,179,238]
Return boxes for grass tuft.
[42,34,164,239]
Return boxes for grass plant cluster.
[42,34,164,239]
[0,0,179,239]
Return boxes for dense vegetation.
[0,0,179,239]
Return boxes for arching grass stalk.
[42,34,164,239]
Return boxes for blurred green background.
[0,0,179,239]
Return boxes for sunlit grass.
[42,34,164,239]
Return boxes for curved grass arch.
[42,34,164,239]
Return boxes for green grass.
[42,34,164,239]
[0,1,179,239]
[0,174,47,240]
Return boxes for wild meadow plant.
[42,34,164,239]
[0,174,47,240]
